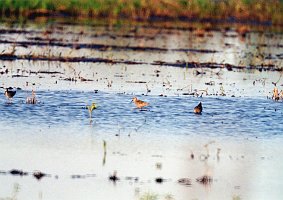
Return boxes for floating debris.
[182,92,195,96]
[126,81,147,84]
[12,74,28,78]
[178,178,192,186]
[37,71,63,75]
[9,169,28,176]
[194,70,206,75]
[125,176,139,182]
[71,175,85,179]
[109,171,119,183]
[71,174,96,179]
[196,175,213,185]
[80,77,93,82]
[155,177,165,184]
[33,171,47,180]
[155,162,162,170]
[199,154,209,161]
[205,81,215,86]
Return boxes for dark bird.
[194,102,202,114]
[33,171,46,180]
[109,171,119,183]
[4,88,16,100]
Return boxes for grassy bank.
[0,0,282,25]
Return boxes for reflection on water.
[0,20,282,67]
[1,183,20,200]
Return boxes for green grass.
[0,0,282,24]
[139,192,158,200]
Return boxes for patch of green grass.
[0,0,282,24]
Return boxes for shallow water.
[0,20,283,200]
[1,91,283,200]
[0,91,282,138]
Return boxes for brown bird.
[4,88,16,100]
[26,90,37,104]
[272,87,279,101]
[194,102,202,114]
[132,97,149,109]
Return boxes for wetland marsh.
[0,19,283,200]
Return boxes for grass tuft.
[0,0,282,24]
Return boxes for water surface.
[0,20,283,200]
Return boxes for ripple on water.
[0,90,282,139]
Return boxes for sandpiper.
[272,87,279,101]
[26,90,37,104]
[194,102,202,114]
[4,88,16,101]
[132,97,149,109]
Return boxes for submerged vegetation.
[0,0,282,24]
[139,192,158,200]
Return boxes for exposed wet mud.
[0,53,146,65]
[0,21,282,75]
[0,39,218,53]
[0,54,280,72]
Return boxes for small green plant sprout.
[87,102,97,118]
[139,192,158,200]
[232,195,241,200]
[220,85,226,96]
[102,140,107,166]
[103,140,107,152]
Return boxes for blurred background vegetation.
[0,0,282,24]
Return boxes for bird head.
[91,103,97,109]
